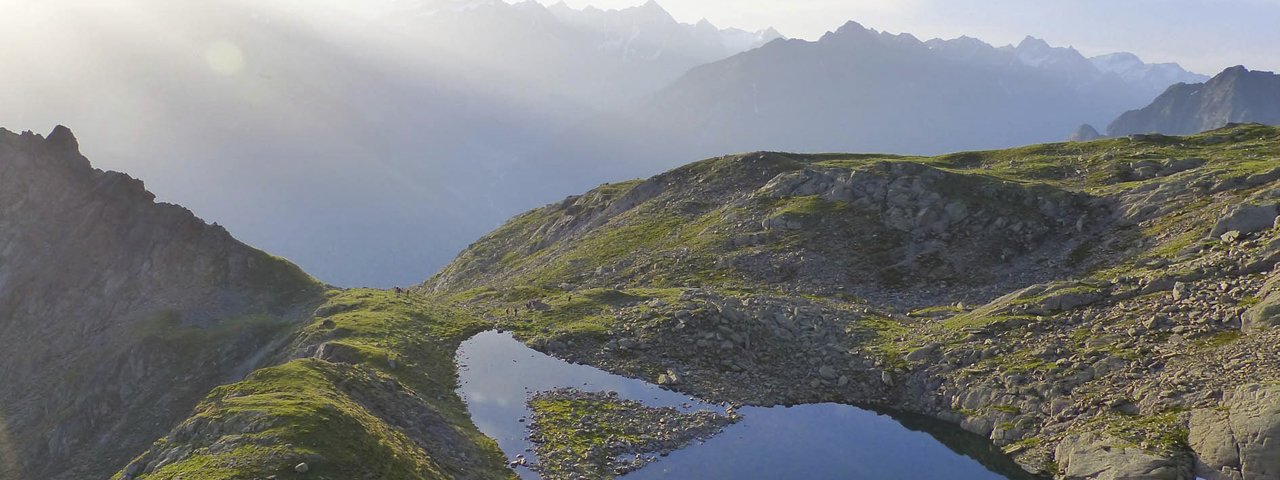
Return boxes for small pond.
[457,330,1031,479]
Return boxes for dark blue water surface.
[456,331,1027,480]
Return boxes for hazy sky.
[539,0,1280,75]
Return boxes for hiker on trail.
[393,287,404,295]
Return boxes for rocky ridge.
[0,127,324,479]
[1109,66,1280,137]
[1,127,513,480]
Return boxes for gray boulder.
[1209,204,1278,238]
[1056,432,1190,479]
[315,342,364,364]
[1243,275,1280,332]
[1189,384,1280,480]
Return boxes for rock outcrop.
[1055,432,1188,480]
[1189,384,1280,480]
[1209,203,1280,238]
[1244,273,1280,331]
[0,127,323,479]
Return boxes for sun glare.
[205,40,245,76]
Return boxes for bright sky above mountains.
[539,0,1280,75]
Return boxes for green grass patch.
[121,289,514,480]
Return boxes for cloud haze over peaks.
[535,0,1279,74]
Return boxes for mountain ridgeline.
[1108,66,1280,137]
[1,1,1206,288]
[548,22,1206,170]
[6,124,1280,480]
[0,127,323,479]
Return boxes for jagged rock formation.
[1109,66,1280,136]
[428,124,1280,479]
[0,127,324,479]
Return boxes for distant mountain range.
[1108,66,1280,136]
[0,1,1212,288]
[0,0,776,288]
[391,0,782,109]
[1089,52,1209,99]
[549,21,1207,167]
[545,0,782,69]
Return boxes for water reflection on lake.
[457,331,1028,479]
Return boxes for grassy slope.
[421,124,1280,475]
[118,290,513,480]
[428,125,1278,346]
[433,125,1277,293]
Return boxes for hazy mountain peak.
[1108,65,1280,136]
[624,0,676,22]
[1068,123,1103,141]
[1016,35,1052,50]
[951,35,989,46]
[1221,64,1252,76]
[1012,35,1084,59]
[829,20,871,35]
[1089,51,1209,95]
[1204,65,1277,89]
[45,124,79,152]
[818,20,883,45]
[1096,51,1142,64]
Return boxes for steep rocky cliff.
[0,127,324,479]
[428,124,1280,479]
[1108,66,1280,136]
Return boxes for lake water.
[456,330,1032,480]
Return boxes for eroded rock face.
[1244,274,1280,332]
[1190,384,1280,480]
[1055,433,1190,480]
[756,161,1087,246]
[0,127,321,479]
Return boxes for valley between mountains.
[4,124,1280,480]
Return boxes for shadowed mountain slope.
[1109,66,1280,136]
[0,127,324,479]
